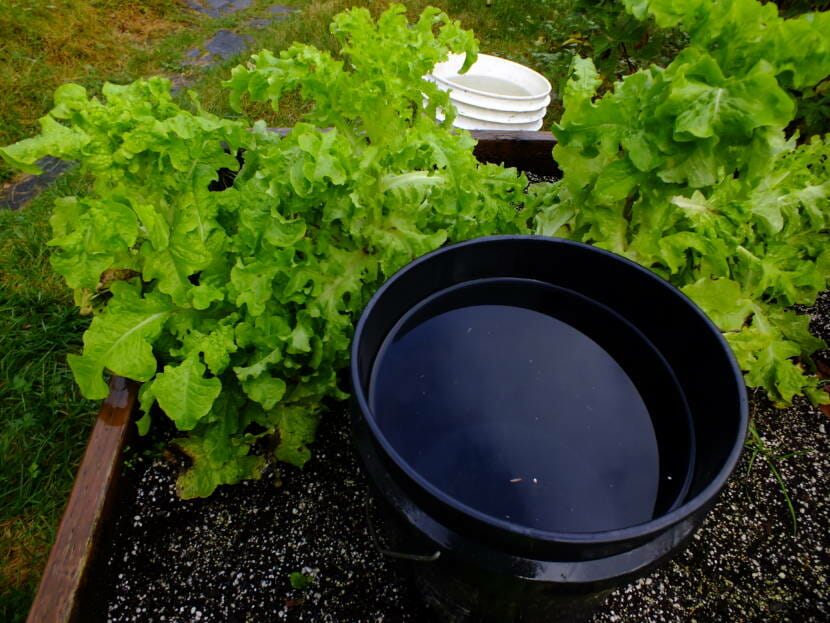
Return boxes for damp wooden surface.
[26,377,138,623]
[470,130,558,175]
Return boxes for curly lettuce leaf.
[623,0,830,90]
[68,281,173,399]
[545,0,830,406]
[174,424,265,499]
[270,404,320,468]
[151,354,222,431]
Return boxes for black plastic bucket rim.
[350,235,749,550]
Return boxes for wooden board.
[471,130,558,176]
[25,132,556,623]
[26,377,137,623]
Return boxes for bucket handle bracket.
[364,493,441,562]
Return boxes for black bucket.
[350,236,748,622]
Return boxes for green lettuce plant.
[0,5,533,498]
[530,0,830,405]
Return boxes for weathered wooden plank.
[26,377,137,623]
[471,130,559,176]
[816,357,830,418]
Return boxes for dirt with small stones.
[86,294,830,623]
[591,391,830,623]
[86,412,425,623]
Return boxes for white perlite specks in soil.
[89,418,425,623]
[92,292,830,623]
[589,393,830,623]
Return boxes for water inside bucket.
[369,278,694,534]
[447,74,532,97]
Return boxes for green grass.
[746,422,815,535]
[0,0,300,184]
[0,170,98,622]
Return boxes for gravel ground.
[89,293,830,623]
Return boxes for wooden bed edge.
[26,377,139,623]
[471,130,558,176]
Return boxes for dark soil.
[87,410,427,623]
[592,393,830,623]
[88,293,830,623]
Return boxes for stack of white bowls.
[426,53,551,131]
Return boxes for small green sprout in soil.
[289,571,313,590]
